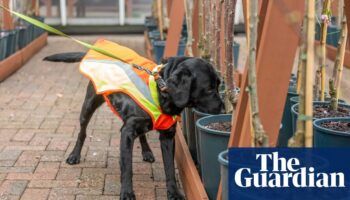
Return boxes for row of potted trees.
[0,16,46,61]
[144,16,187,63]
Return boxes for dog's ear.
[166,67,193,108]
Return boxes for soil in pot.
[206,122,232,132]
[314,118,350,147]
[320,121,350,132]
[295,104,350,118]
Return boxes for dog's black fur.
[44,53,225,200]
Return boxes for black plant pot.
[193,108,211,171]
[314,117,350,147]
[196,114,232,200]
[276,85,298,147]
[291,102,350,134]
[218,150,229,200]
[0,32,9,60]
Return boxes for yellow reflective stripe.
[149,76,161,108]
[121,82,161,120]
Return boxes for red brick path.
[0,36,182,200]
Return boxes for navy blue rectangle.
[228,148,350,200]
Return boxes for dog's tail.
[43,52,86,63]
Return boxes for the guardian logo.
[234,152,345,188]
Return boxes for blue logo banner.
[228,148,350,200]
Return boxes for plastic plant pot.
[1,30,18,57]
[196,114,232,200]
[153,40,186,64]
[290,96,346,107]
[192,108,211,169]
[276,85,298,147]
[181,109,188,142]
[314,117,350,147]
[218,150,229,200]
[232,42,240,68]
[0,32,9,60]
[17,26,28,49]
[184,108,197,162]
[291,102,350,134]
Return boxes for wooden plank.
[2,0,14,30]
[230,0,305,147]
[175,124,209,200]
[45,0,52,17]
[163,0,185,58]
[315,41,350,69]
[0,33,48,81]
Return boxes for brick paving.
[0,35,182,200]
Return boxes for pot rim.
[192,108,212,117]
[195,114,232,136]
[313,117,350,137]
[218,150,228,166]
[291,101,350,120]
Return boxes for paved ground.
[0,35,182,200]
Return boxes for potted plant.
[218,150,229,200]
[291,101,350,133]
[196,114,232,199]
[0,32,9,60]
[314,117,350,147]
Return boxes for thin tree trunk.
[184,0,194,57]
[157,0,164,40]
[316,0,331,101]
[198,0,204,56]
[248,0,268,147]
[201,0,211,61]
[210,0,216,64]
[215,0,223,69]
[224,0,236,113]
[289,0,315,147]
[330,17,347,111]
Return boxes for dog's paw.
[66,154,80,165]
[142,151,155,163]
[167,191,185,200]
[120,191,136,200]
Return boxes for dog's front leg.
[159,126,185,200]
[120,120,138,200]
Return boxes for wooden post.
[45,0,52,17]
[68,0,74,17]
[229,0,305,147]
[167,0,173,17]
[2,0,14,30]
[163,0,185,58]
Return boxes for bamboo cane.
[157,0,164,40]
[248,0,268,147]
[330,17,348,110]
[317,0,331,101]
[289,0,315,147]
[184,0,194,57]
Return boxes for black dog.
[44,54,225,200]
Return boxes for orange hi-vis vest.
[79,39,177,130]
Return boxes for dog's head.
[161,57,225,115]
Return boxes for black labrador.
[44,54,225,200]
